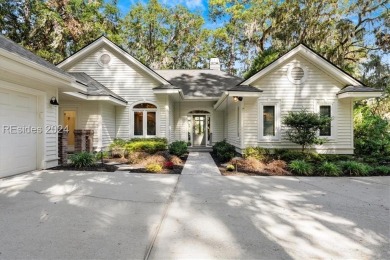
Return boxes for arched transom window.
[133,103,157,136]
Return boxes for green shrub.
[373,166,390,176]
[145,163,163,173]
[318,161,342,176]
[109,138,127,148]
[274,149,306,162]
[243,147,268,160]
[169,141,188,156]
[338,161,370,176]
[125,139,167,154]
[212,140,236,162]
[129,137,168,145]
[69,152,95,168]
[95,151,109,160]
[226,164,235,171]
[289,160,313,176]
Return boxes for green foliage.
[69,152,95,168]
[243,147,268,161]
[244,48,280,79]
[145,163,163,173]
[289,160,313,176]
[212,139,236,162]
[125,139,167,154]
[318,162,342,176]
[121,0,209,69]
[338,161,371,176]
[168,141,188,156]
[95,151,109,160]
[226,164,235,171]
[373,166,390,176]
[282,109,331,152]
[354,106,390,158]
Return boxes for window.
[263,106,275,136]
[259,101,280,141]
[133,103,157,136]
[319,105,331,136]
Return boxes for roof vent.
[210,58,220,70]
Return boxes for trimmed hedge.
[169,141,188,156]
[212,140,236,162]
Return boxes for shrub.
[274,149,306,162]
[95,151,109,160]
[125,139,166,154]
[243,146,268,160]
[338,161,370,176]
[289,160,313,176]
[69,152,95,168]
[143,155,166,166]
[169,141,188,156]
[265,160,289,175]
[226,164,235,171]
[283,109,331,152]
[145,163,163,173]
[170,155,183,165]
[164,161,174,169]
[212,140,236,162]
[373,166,390,176]
[237,157,265,172]
[128,152,150,164]
[318,162,342,176]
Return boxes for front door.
[63,110,76,151]
[193,115,206,146]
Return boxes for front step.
[188,147,212,152]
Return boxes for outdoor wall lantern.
[233,96,243,102]
[50,97,59,106]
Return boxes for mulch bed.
[210,153,291,176]
[50,154,188,174]
[49,163,118,172]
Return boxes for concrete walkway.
[181,152,221,176]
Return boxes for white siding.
[225,99,241,148]
[242,54,354,154]
[67,47,169,140]
[101,102,116,149]
[44,90,59,166]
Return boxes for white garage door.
[0,88,38,177]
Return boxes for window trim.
[314,100,337,140]
[131,101,159,137]
[258,100,281,142]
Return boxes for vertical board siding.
[68,47,168,140]
[243,54,353,153]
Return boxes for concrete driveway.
[0,170,389,259]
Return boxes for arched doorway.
[188,110,211,147]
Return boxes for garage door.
[0,88,37,177]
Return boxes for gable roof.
[0,35,71,78]
[155,69,243,98]
[69,72,127,103]
[57,36,171,86]
[241,43,367,88]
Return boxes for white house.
[0,35,382,177]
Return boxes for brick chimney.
[210,58,220,70]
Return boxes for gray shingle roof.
[337,85,383,95]
[0,35,71,77]
[155,69,243,97]
[69,72,127,103]
[154,84,181,90]
[228,85,263,92]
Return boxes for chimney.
[210,58,220,70]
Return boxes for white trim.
[62,92,127,106]
[97,53,112,68]
[287,64,308,84]
[57,37,170,85]
[337,91,382,99]
[242,44,362,86]
[258,100,281,142]
[227,91,262,97]
[153,89,181,94]
[130,101,159,138]
[314,100,337,140]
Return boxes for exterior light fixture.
[233,96,243,102]
[50,97,59,106]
